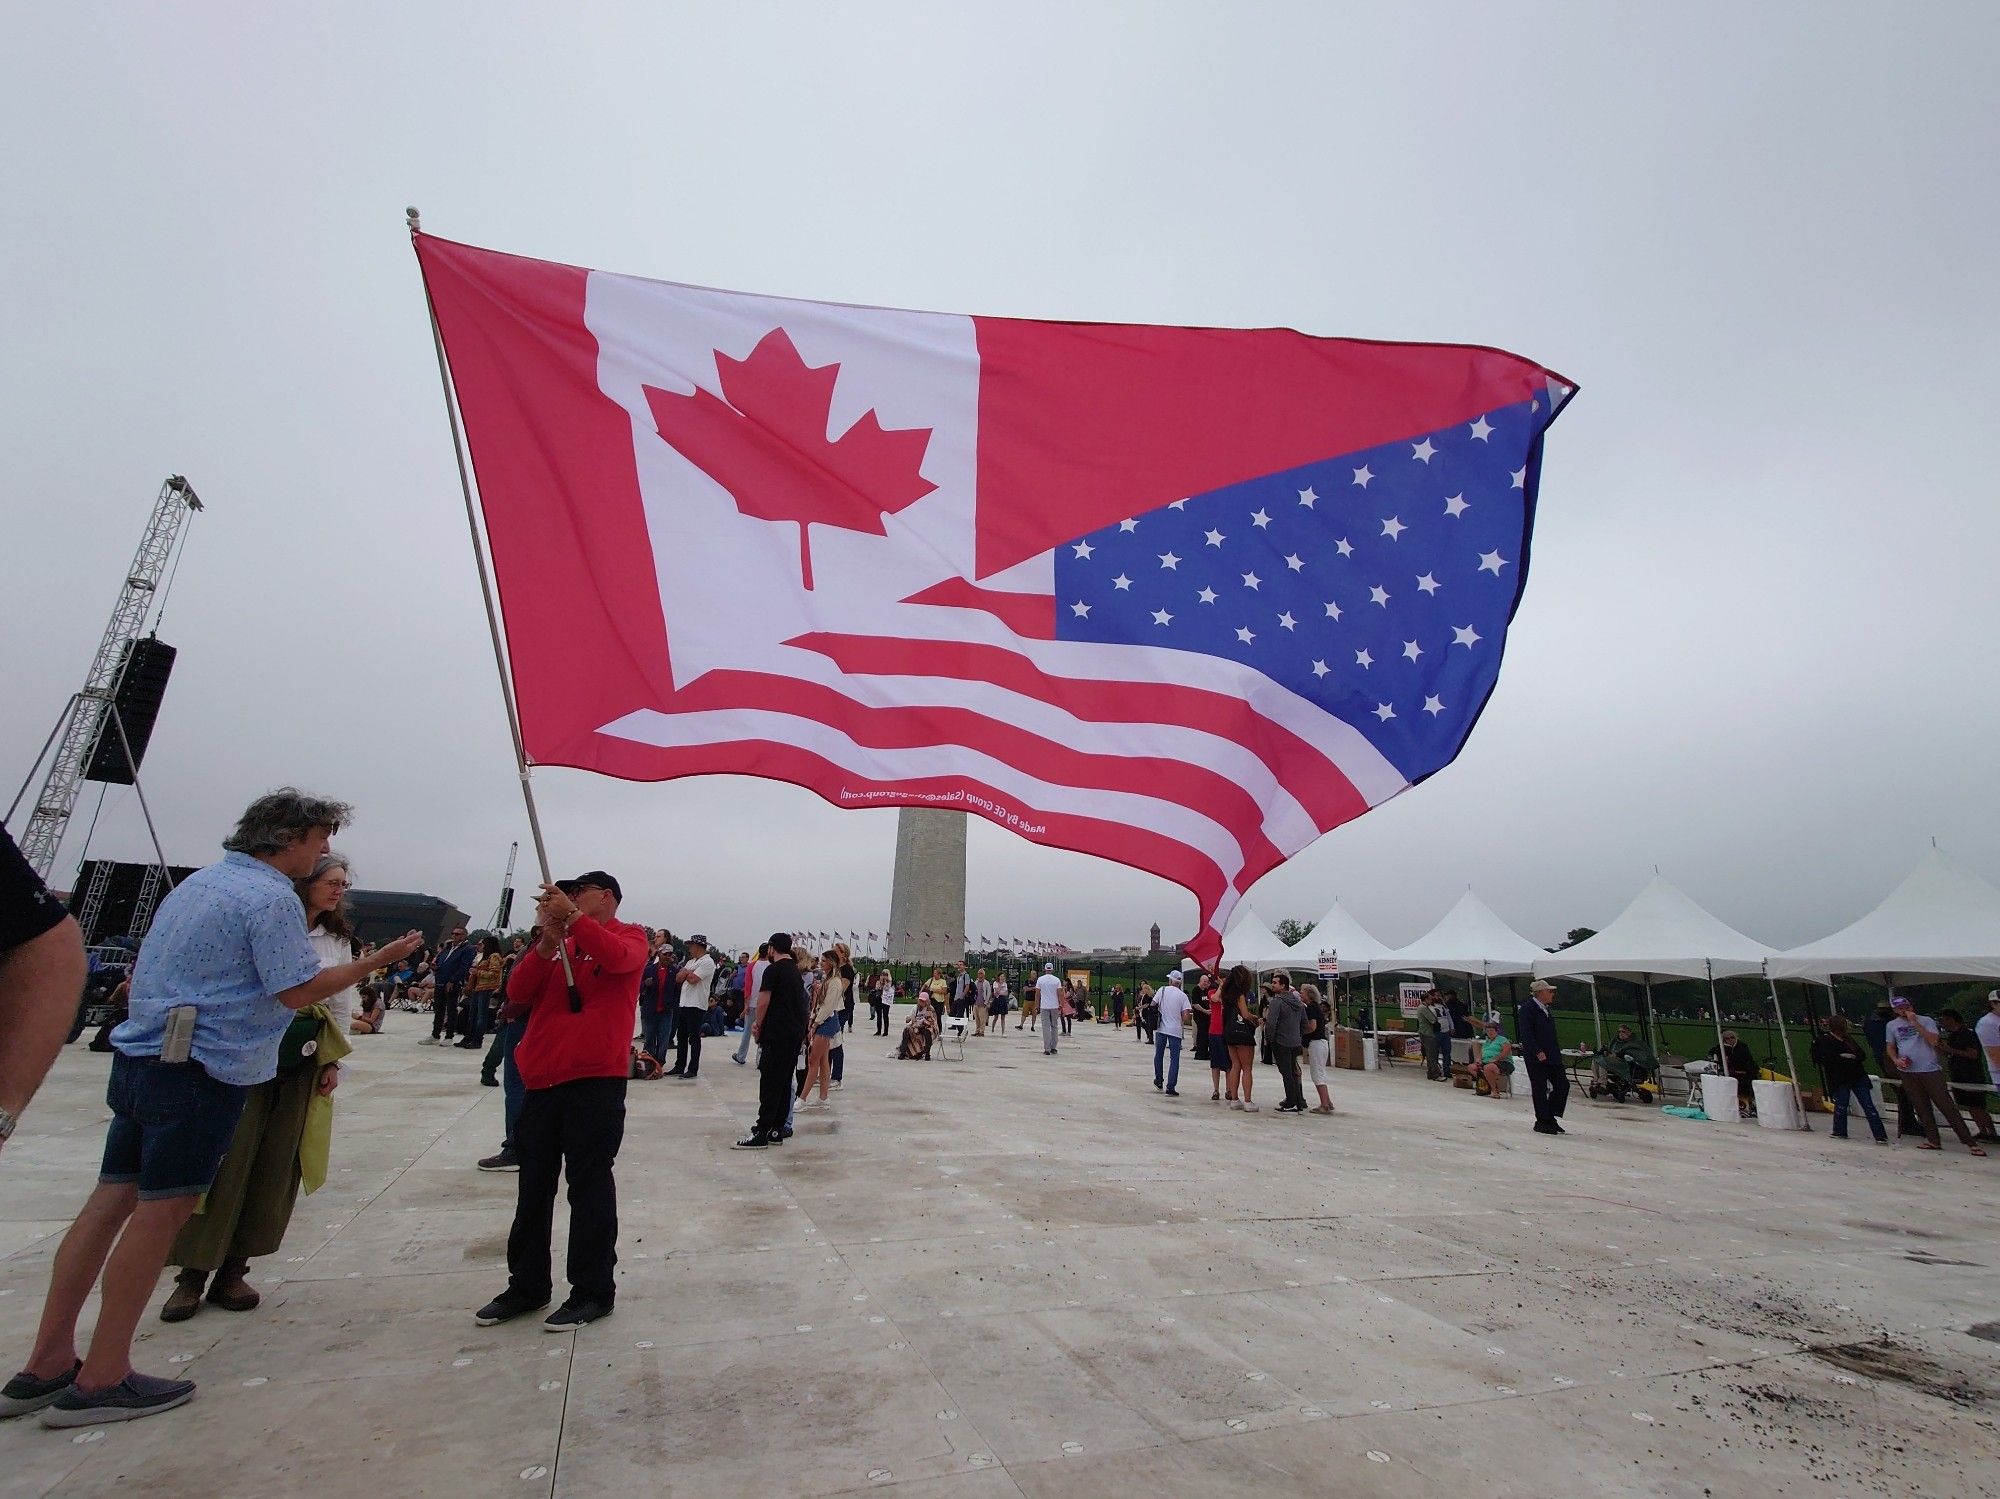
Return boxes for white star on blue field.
[1053,395,1561,781]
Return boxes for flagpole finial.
[406,205,422,235]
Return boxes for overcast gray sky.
[4,2,1994,954]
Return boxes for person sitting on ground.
[897,994,939,1060]
[1708,1029,1759,1117]
[1476,1017,1515,1096]
[349,981,387,1036]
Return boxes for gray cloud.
[4,3,1994,955]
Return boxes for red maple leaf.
[644,329,937,589]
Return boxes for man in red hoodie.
[475,872,645,1332]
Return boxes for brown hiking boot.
[206,1260,261,1313]
[160,1270,206,1323]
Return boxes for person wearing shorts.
[1302,983,1335,1114]
[1,791,417,1430]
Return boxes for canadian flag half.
[415,234,1573,963]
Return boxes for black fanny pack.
[276,1012,324,1074]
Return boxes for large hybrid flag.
[415,234,1573,963]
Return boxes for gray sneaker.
[0,1361,79,1418]
[40,1371,195,1428]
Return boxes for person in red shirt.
[474,872,645,1332]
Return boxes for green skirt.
[169,1062,317,1271]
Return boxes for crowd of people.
[3,792,1998,1434]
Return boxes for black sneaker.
[477,1150,520,1172]
[543,1297,613,1332]
[731,1132,772,1150]
[40,1371,194,1428]
[474,1288,550,1326]
[1,1361,79,1418]
[1165,1089,1180,1098]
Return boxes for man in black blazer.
[1519,979,1569,1135]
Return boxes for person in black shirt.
[1810,1015,1886,1143]
[1707,1030,1759,1117]
[734,933,807,1150]
[0,825,88,1160]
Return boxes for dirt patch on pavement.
[1808,1337,1991,1407]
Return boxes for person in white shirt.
[1978,991,2000,1091]
[1152,973,1193,1096]
[733,945,768,1066]
[668,935,714,1080]
[1034,964,1063,1055]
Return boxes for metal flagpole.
[409,207,581,1012]
[1705,958,1730,1089]
[1764,963,1810,1131]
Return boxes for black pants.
[873,1000,890,1035]
[1527,1060,1569,1127]
[1060,1011,1073,1035]
[756,1037,800,1137]
[671,1007,704,1076]
[432,982,462,1039]
[507,1077,626,1303]
[1274,1044,1305,1109]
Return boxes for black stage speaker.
[84,636,176,784]
[67,859,200,946]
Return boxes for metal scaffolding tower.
[9,476,202,880]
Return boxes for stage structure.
[886,807,967,967]
[8,476,201,888]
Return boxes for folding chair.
[941,1015,969,1061]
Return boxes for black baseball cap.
[569,870,622,902]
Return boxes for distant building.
[347,889,470,947]
[1149,922,1164,953]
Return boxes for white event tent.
[1370,891,1547,1016]
[1534,874,1785,1095]
[1217,909,1300,971]
[1767,848,2000,986]
[1283,895,1394,972]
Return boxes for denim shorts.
[99,1051,249,1200]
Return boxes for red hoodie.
[508,912,648,1089]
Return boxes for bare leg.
[24,1182,138,1379]
[77,1196,201,1388]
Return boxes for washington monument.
[886,808,967,967]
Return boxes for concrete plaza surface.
[1,1016,1996,1498]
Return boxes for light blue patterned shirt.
[113,851,323,1086]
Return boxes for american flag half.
[417,234,1573,963]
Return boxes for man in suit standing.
[425,927,475,1045]
[1519,979,1569,1135]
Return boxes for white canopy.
[1535,874,1772,981]
[1767,849,2000,984]
[1217,909,1301,970]
[1371,891,1547,977]
[1283,896,1395,970]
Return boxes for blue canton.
[1053,395,1557,782]
[114,851,325,1086]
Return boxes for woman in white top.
[803,952,847,1105]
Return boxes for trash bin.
[1700,1071,1739,1121]
[1752,1079,1801,1130]
[1362,1035,1379,1072]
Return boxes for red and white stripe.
[416,235,1554,961]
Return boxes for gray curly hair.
[222,788,354,856]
